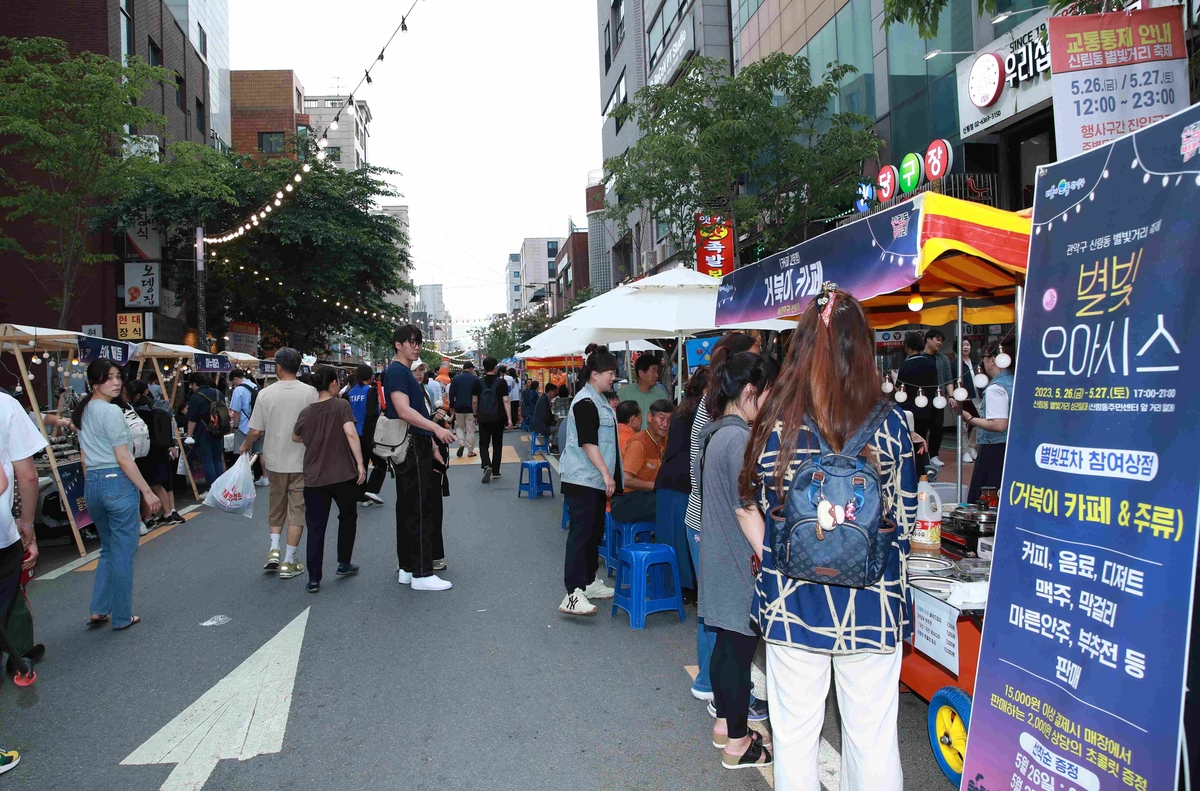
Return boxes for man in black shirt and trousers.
[472,357,512,483]
[898,331,938,471]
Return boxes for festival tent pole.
[956,295,965,503]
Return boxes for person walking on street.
[1,390,46,653]
[129,381,181,534]
[740,287,915,790]
[346,364,386,505]
[557,349,621,616]
[386,324,457,592]
[238,348,317,580]
[922,328,953,468]
[75,360,161,629]
[229,369,267,488]
[184,373,227,490]
[448,361,479,458]
[617,354,671,417]
[473,357,512,484]
[293,366,366,593]
[497,365,519,429]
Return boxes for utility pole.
[195,226,207,349]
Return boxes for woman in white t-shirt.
[74,359,161,630]
[956,340,1014,504]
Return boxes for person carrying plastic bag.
[204,453,257,518]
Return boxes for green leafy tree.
[113,141,413,353]
[0,36,171,328]
[884,0,1126,38]
[603,53,882,266]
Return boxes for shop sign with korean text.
[115,312,143,341]
[124,262,160,308]
[76,336,132,366]
[194,352,233,374]
[961,102,1200,791]
[259,360,277,377]
[695,214,734,278]
[1049,6,1188,158]
[957,10,1053,140]
[226,321,260,356]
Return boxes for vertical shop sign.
[877,165,900,202]
[124,262,160,307]
[961,104,1200,791]
[115,312,143,341]
[1049,6,1188,158]
[925,139,954,182]
[899,153,925,193]
[695,214,734,278]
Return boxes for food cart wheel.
[928,685,971,786]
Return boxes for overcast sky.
[230,0,603,337]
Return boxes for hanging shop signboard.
[124,208,162,261]
[899,152,925,193]
[961,102,1200,791]
[76,336,132,366]
[259,360,277,377]
[115,312,143,341]
[877,165,900,202]
[925,139,954,182]
[685,337,717,374]
[957,11,1053,140]
[695,213,734,278]
[715,201,919,325]
[123,262,160,308]
[226,321,260,356]
[194,352,233,374]
[1049,5,1188,158]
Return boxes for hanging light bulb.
[71,358,80,366]
[276,191,284,199]
[953,385,968,402]
[41,351,49,359]
[881,379,894,394]
[316,150,328,161]
[914,390,929,409]
[995,351,1012,369]
[286,184,294,192]
[14,386,22,394]
[317,138,328,149]
[894,389,908,403]
[329,118,339,131]
[30,356,41,365]
[907,284,923,312]
[974,372,989,389]
[47,359,56,369]
[294,174,302,182]
[274,199,282,206]
[932,393,947,410]
[302,163,312,172]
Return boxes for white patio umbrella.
[517,323,664,358]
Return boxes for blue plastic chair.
[518,459,554,499]
[606,517,654,577]
[611,543,687,629]
[529,432,551,455]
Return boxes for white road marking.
[36,504,203,581]
[122,607,310,790]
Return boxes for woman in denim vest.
[558,348,621,617]
[960,339,1015,504]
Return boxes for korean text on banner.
[960,103,1200,791]
[226,321,260,356]
[76,336,132,365]
[115,312,143,341]
[194,352,233,374]
[1048,6,1188,159]
[124,262,160,307]
[695,214,734,278]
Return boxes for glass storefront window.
[891,95,932,160]
[836,0,874,117]
[887,22,927,107]
[992,0,1036,38]
[927,0,974,80]
[928,73,960,143]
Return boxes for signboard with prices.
[226,321,260,356]
[1049,5,1188,158]
[960,102,1200,791]
[695,214,734,278]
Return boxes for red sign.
[695,214,734,278]
[924,139,954,182]
[1048,6,1184,73]
[877,165,899,203]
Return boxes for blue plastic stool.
[607,518,654,577]
[530,433,550,455]
[518,459,554,499]
[611,543,687,629]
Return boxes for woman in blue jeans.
[74,360,161,629]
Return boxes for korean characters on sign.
[695,213,734,278]
[123,261,160,307]
[924,139,954,182]
[116,312,143,341]
[876,165,899,202]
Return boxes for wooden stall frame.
[141,354,201,501]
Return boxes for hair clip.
[815,282,839,327]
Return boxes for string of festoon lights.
[203,0,423,246]
[880,348,1012,409]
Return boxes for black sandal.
[87,615,110,627]
[113,616,141,630]
[722,731,773,770]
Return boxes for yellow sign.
[116,312,143,340]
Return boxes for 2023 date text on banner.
[959,103,1200,791]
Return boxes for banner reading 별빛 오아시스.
[960,103,1200,791]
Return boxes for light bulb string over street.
[202,0,423,246]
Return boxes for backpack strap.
[841,399,897,458]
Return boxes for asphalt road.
[1,434,952,790]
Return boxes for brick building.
[2,0,212,338]
[551,230,591,317]
[230,71,311,159]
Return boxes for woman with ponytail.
[74,359,161,630]
[737,286,916,790]
[557,348,620,617]
[694,351,778,770]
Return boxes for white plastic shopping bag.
[203,453,256,518]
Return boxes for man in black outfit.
[447,361,479,459]
[472,357,512,483]
[898,331,938,470]
[532,382,558,441]
[922,328,953,467]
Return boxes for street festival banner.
[714,202,920,324]
[1049,5,1189,159]
[193,352,232,374]
[56,460,92,531]
[76,335,133,366]
[259,359,277,377]
[961,103,1200,791]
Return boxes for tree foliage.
[113,141,413,354]
[602,53,882,265]
[883,0,1128,40]
[0,36,171,328]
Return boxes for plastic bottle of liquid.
[913,475,943,556]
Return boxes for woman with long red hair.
[736,286,916,790]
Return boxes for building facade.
[506,253,522,314]
[552,230,591,317]
[372,205,414,316]
[230,70,310,159]
[302,95,372,171]
[416,284,454,351]
[165,0,230,149]
[517,237,565,312]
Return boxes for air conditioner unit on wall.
[641,250,656,272]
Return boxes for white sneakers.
[254,478,270,487]
[962,450,976,463]
[559,588,599,616]
[398,569,412,585]
[930,457,945,468]
[364,492,384,505]
[584,577,614,600]
[412,574,452,591]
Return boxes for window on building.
[547,240,559,260]
[198,23,207,58]
[649,13,664,67]
[888,22,928,108]
[147,38,162,68]
[613,0,625,50]
[512,270,520,279]
[304,98,319,108]
[326,146,341,162]
[615,74,628,132]
[175,73,185,111]
[564,264,573,288]
[120,0,132,65]
[295,89,303,113]
[513,285,521,292]
[325,99,340,107]
[258,132,285,154]
[195,98,205,136]
[604,23,611,73]
[835,0,875,117]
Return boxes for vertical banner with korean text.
[695,214,734,278]
[1049,6,1188,159]
[961,104,1200,791]
[123,261,160,307]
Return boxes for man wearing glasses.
[385,325,457,592]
